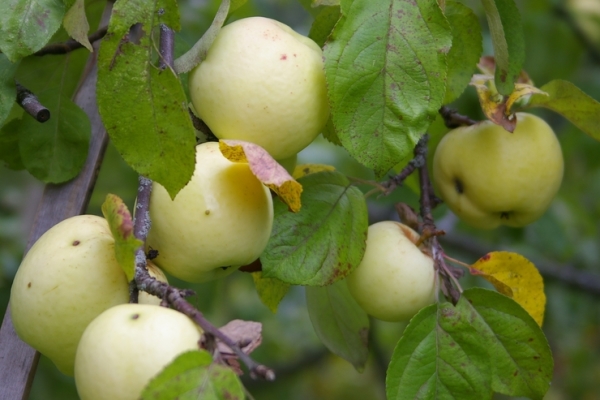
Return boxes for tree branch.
[33,27,109,56]
[439,106,478,129]
[16,82,50,123]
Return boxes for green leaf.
[480,0,525,96]
[101,194,143,281]
[261,171,368,286]
[0,0,65,61]
[527,79,600,141]
[386,302,492,400]
[18,89,90,183]
[141,351,245,400]
[97,0,196,198]
[63,0,92,51]
[305,280,369,372]
[462,288,552,399]
[0,118,25,170]
[173,0,230,73]
[309,5,340,48]
[324,0,451,176]
[444,2,482,104]
[0,55,19,126]
[252,272,290,313]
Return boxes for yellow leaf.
[292,163,335,179]
[219,140,303,212]
[469,251,546,326]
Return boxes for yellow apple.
[433,113,564,229]
[74,304,202,400]
[346,221,436,322]
[10,215,130,375]
[145,141,274,283]
[188,17,330,160]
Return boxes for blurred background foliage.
[1,0,600,398]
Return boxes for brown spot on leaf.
[482,253,491,261]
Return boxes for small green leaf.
[309,5,340,48]
[444,2,482,104]
[261,171,368,286]
[0,118,25,170]
[0,0,65,61]
[63,0,92,51]
[527,79,600,141]
[97,0,196,198]
[18,89,90,183]
[0,55,19,126]
[480,0,525,96]
[324,0,451,176]
[386,303,492,400]
[101,194,143,281]
[252,272,290,313]
[462,288,553,399]
[173,0,231,73]
[305,280,369,372]
[141,351,245,400]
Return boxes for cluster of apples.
[8,16,331,400]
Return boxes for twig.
[381,135,428,195]
[16,82,50,123]
[439,106,478,129]
[34,27,108,56]
[158,24,175,70]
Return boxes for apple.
[188,17,330,160]
[433,112,564,229]
[10,215,130,376]
[74,304,202,400]
[346,221,436,322]
[145,141,274,283]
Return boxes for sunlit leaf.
[0,0,65,61]
[97,0,196,198]
[252,272,290,313]
[141,350,245,400]
[219,140,302,212]
[386,303,492,400]
[306,280,369,372]
[261,171,368,286]
[469,251,546,326]
[101,194,143,281]
[527,79,600,141]
[324,0,451,176]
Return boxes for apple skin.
[346,221,436,322]
[145,141,274,283]
[10,215,130,376]
[189,17,330,160]
[74,304,202,400]
[433,113,564,229]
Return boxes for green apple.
[346,221,436,322]
[74,304,202,400]
[188,17,330,160]
[145,141,274,283]
[433,112,564,229]
[10,215,130,375]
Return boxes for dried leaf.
[469,251,545,326]
[219,140,302,212]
